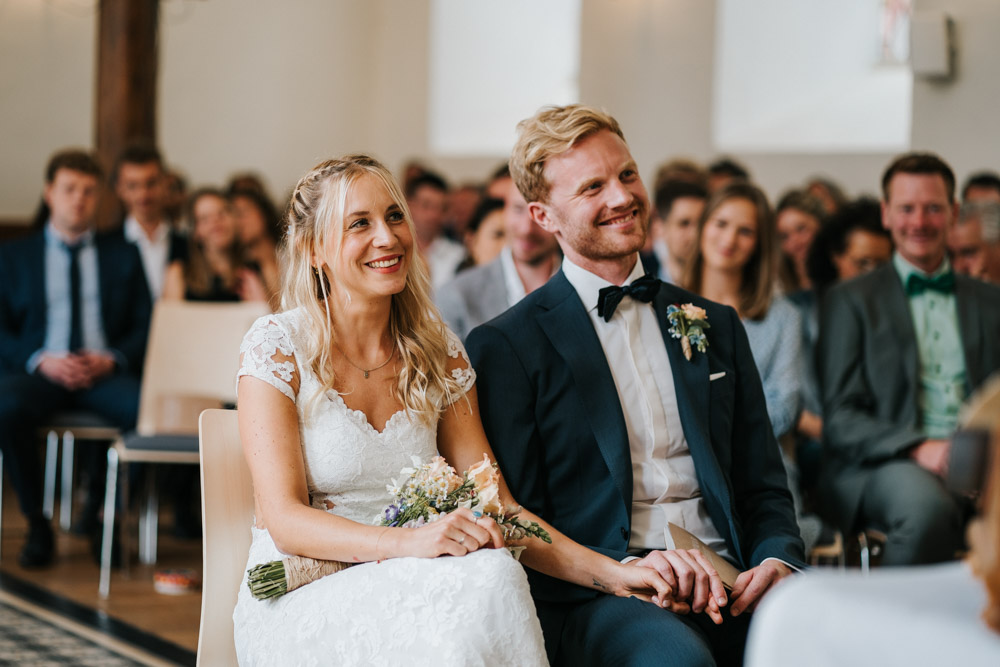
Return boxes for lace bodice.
[237,308,476,526]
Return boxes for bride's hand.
[400,508,505,558]
[607,561,690,613]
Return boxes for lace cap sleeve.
[239,316,298,402]
[444,327,476,404]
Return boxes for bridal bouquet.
[247,454,550,600]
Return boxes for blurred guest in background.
[948,202,1000,284]
[455,197,506,273]
[406,171,465,292]
[445,183,483,241]
[649,180,707,284]
[163,188,269,304]
[114,145,187,301]
[962,171,1000,205]
[437,185,559,341]
[706,156,751,193]
[229,187,283,305]
[653,156,708,191]
[775,190,826,293]
[804,176,848,216]
[795,198,893,490]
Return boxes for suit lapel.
[955,276,983,387]
[651,286,734,530]
[26,234,47,313]
[879,267,919,390]
[535,273,633,510]
[653,287,711,444]
[484,260,510,317]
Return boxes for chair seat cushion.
[44,410,118,429]
[122,433,199,452]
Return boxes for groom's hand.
[729,560,792,616]
[630,549,727,625]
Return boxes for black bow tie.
[596,274,661,322]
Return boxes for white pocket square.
[709,372,726,381]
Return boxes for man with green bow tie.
[818,152,1000,566]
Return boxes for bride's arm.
[437,381,678,606]
[238,375,494,562]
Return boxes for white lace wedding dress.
[233,310,547,666]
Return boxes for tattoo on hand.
[592,578,609,592]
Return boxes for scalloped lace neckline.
[327,390,408,436]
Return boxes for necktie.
[67,242,83,352]
[905,271,955,297]
[596,274,660,322]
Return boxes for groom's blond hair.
[510,104,625,205]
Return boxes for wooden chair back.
[197,408,254,666]
[136,301,269,436]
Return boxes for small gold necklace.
[334,342,395,379]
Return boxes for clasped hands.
[619,550,792,624]
[37,351,116,391]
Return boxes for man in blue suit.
[0,150,151,567]
[467,106,804,666]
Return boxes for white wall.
[910,0,1000,186]
[0,1,96,219]
[159,0,379,202]
[2,0,1000,221]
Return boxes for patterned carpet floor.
[0,599,144,666]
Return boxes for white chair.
[197,408,253,667]
[99,301,269,598]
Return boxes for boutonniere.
[666,303,710,361]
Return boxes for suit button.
[621,527,629,540]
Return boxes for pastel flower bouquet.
[247,455,550,600]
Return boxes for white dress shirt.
[499,247,527,307]
[123,216,170,299]
[425,236,467,294]
[562,254,729,559]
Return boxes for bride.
[233,155,677,665]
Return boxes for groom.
[467,105,805,666]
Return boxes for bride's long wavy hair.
[281,155,461,423]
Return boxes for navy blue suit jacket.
[0,230,152,375]
[467,271,805,605]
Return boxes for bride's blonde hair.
[281,154,461,423]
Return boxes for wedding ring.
[458,536,466,544]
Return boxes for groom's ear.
[529,201,558,235]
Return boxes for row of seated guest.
[0,150,151,567]
[0,145,285,568]
[636,153,1000,562]
[817,154,1000,565]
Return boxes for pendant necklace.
[334,341,394,379]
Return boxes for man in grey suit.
[436,184,560,339]
[818,152,1000,565]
